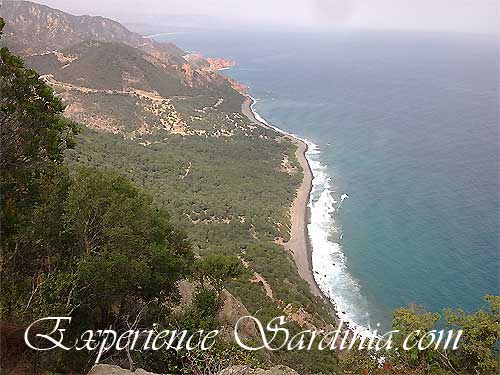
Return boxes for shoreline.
[241,96,338,318]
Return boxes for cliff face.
[184,54,236,72]
[184,53,243,92]
[206,57,236,71]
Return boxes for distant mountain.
[0,0,184,61]
[19,38,243,138]
[1,0,246,137]
[0,0,246,139]
[27,40,197,93]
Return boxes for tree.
[339,298,500,375]
[0,34,78,170]
[391,304,442,369]
[194,253,244,290]
[7,166,194,321]
[0,16,79,289]
[66,168,193,318]
[445,295,500,374]
[0,31,197,372]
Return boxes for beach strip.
[242,97,325,300]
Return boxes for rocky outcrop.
[206,57,236,71]
[218,289,257,340]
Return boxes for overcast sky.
[35,0,499,34]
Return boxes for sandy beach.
[242,97,326,300]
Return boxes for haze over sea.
[157,30,499,329]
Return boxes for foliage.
[0,27,79,265]
[391,304,442,368]
[339,296,500,375]
[0,166,196,369]
[194,253,244,290]
[1,36,220,374]
[444,295,500,374]
[139,339,261,375]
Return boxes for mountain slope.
[0,0,184,60]
[29,40,187,92]
[23,39,246,138]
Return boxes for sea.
[156,29,500,330]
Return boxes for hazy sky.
[35,0,499,34]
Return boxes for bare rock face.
[218,289,258,340]
[206,57,236,71]
[218,365,300,375]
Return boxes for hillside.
[0,2,339,374]
[23,40,251,138]
[26,39,239,95]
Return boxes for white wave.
[249,97,373,333]
[306,144,372,334]
[338,193,349,209]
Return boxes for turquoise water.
[157,30,499,329]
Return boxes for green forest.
[1,18,499,375]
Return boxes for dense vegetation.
[0,20,250,374]
[66,106,340,374]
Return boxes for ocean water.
[157,30,500,330]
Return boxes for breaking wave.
[306,143,372,332]
[249,96,372,333]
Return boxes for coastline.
[241,96,337,316]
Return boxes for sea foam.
[306,144,372,333]
[249,96,372,333]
